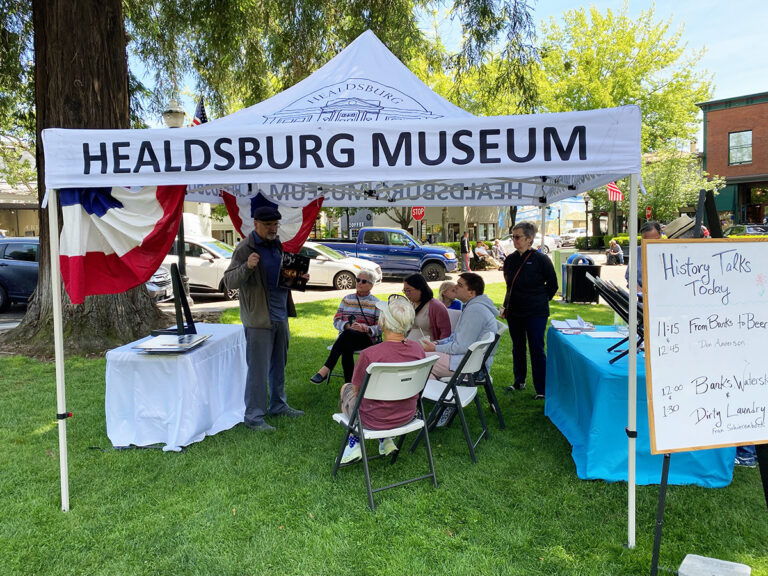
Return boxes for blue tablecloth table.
[545,326,734,487]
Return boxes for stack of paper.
[550,316,595,332]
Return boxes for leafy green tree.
[535,4,716,225]
[536,4,712,152]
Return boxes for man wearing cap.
[224,205,305,432]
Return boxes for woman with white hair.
[338,295,426,464]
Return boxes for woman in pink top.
[338,295,426,464]
[402,273,451,342]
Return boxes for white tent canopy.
[42,31,641,207]
[40,31,642,550]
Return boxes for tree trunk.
[508,206,518,233]
[0,0,167,357]
[386,207,414,232]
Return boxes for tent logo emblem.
[263,78,443,124]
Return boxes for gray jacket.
[223,234,296,329]
[435,294,499,371]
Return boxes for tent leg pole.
[48,188,70,512]
[539,205,546,250]
[627,173,639,548]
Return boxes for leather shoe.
[309,372,325,384]
[244,420,276,432]
[270,406,304,418]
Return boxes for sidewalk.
[160,249,628,316]
[0,251,628,334]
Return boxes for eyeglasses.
[512,234,526,240]
[388,294,409,305]
[356,278,370,284]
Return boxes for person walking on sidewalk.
[224,205,305,432]
[460,231,470,272]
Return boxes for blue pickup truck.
[320,227,458,281]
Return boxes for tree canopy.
[536,4,712,153]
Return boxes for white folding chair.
[474,319,509,429]
[331,355,439,510]
[412,332,495,463]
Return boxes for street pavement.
[0,250,627,332]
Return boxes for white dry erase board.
[643,238,768,454]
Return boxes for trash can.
[553,248,577,299]
[563,253,601,303]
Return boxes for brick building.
[698,91,768,224]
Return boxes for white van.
[560,228,586,247]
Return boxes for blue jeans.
[736,445,756,459]
[244,321,290,425]
[507,316,548,395]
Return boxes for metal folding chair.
[331,355,439,510]
[411,333,495,463]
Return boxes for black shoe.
[244,420,276,432]
[534,394,545,400]
[270,406,305,418]
[309,372,325,384]
[506,382,526,392]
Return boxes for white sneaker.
[378,437,398,456]
[341,435,362,464]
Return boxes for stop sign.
[646,206,652,219]
[411,206,425,221]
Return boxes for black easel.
[755,444,768,510]
[151,263,196,336]
[649,453,671,576]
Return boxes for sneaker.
[436,406,456,428]
[379,437,398,456]
[533,394,545,400]
[341,435,362,464]
[270,406,304,418]
[734,456,757,468]
[244,420,276,432]
[506,381,526,392]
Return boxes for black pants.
[324,330,374,382]
[507,316,548,395]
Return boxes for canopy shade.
[42,30,640,207]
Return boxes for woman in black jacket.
[500,222,558,399]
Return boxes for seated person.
[339,295,426,463]
[492,239,507,262]
[310,269,381,384]
[403,273,452,342]
[421,272,499,380]
[605,239,624,265]
[438,280,462,311]
[474,241,503,269]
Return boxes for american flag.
[191,97,208,126]
[607,182,623,202]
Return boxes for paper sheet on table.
[551,316,594,331]
[583,331,626,339]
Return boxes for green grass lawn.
[1,283,766,575]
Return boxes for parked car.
[497,233,561,255]
[723,224,768,237]
[0,237,39,312]
[299,242,382,290]
[320,227,458,281]
[0,237,172,312]
[560,227,586,246]
[162,236,238,300]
